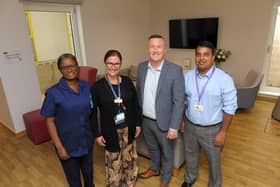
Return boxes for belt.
[186,118,221,128]
[143,115,157,122]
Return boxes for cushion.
[36,62,54,93]
[23,109,50,145]
[120,68,130,76]
[96,74,105,81]
[129,64,138,81]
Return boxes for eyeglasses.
[105,62,121,67]
[60,64,78,71]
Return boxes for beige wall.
[150,0,273,83]
[80,0,151,74]
[0,0,274,132]
[0,0,42,133]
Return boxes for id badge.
[114,112,125,125]
[114,98,123,104]
[194,104,204,112]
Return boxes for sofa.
[137,132,185,175]
[36,62,98,93]
[35,61,60,94]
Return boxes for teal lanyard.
[105,76,121,99]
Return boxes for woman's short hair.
[57,53,78,69]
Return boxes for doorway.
[262,2,280,95]
[23,3,86,94]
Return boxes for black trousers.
[59,148,95,187]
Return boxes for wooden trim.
[0,122,26,137]
[20,0,83,4]
[257,94,278,103]
[15,130,26,138]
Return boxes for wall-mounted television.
[169,17,219,49]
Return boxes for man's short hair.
[148,34,165,40]
[195,41,215,55]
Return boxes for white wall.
[0,0,42,133]
[80,0,151,73]
[0,78,13,131]
[150,0,273,83]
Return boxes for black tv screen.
[169,17,219,49]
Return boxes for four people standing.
[137,34,185,187]
[41,37,237,187]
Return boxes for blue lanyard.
[106,76,121,99]
[195,67,215,104]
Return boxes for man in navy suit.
[137,34,185,187]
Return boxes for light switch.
[182,58,191,71]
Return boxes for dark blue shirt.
[41,78,93,157]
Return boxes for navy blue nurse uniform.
[41,78,94,187]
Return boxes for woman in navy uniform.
[41,54,95,187]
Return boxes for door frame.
[22,2,87,65]
[261,1,280,96]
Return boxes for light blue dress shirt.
[184,65,237,126]
[142,61,164,119]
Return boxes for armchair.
[236,70,263,109]
[272,96,280,121]
[78,66,98,85]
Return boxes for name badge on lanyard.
[114,112,125,125]
[194,67,215,112]
[194,104,204,112]
[114,98,123,104]
[106,76,126,125]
